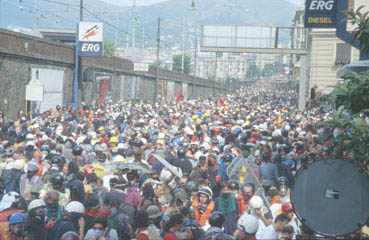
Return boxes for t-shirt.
[256,224,278,240]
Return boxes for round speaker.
[291,158,369,237]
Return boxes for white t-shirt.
[256,224,278,240]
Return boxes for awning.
[337,60,369,78]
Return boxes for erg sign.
[305,0,337,28]
[78,22,104,57]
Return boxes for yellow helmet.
[192,115,198,120]
[196,119,203,125]
[109,136,119,143]
[204,112,209,117]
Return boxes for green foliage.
[317,106,369,163]
[343,6,369,56]
[262,62,288,76]
[317,6,369,166]
[246,63,260,79]
[104,40,117,57]
[172,54,191,74]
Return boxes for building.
[291,0,364,95]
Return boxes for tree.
[172,54,191,74]
[317,6,369,167]
[246,63,260,79]
[104,40,117,57]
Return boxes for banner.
[182,83,188,100]
[167,82,175,100]
[96,75,111,107]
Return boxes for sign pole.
[73,23,80,108]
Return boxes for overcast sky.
[103,0,305,7]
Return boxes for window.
[335,43,351,65]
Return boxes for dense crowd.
[0,79,367,240]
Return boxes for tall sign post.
[73,22,104,108]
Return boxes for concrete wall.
[309,29,360,94]
[0,28,224,118]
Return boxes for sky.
[102,0,305,7]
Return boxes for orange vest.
[237,194,250,214]
[192,197,214,227]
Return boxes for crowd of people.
[0,79,367,240]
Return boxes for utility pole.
[131,0,137,49]
[33,0,38,35]
[80,0,83,21]
[181,21,185,74]
[78,0,84,105]
[142,27,145,50]
[192,37,197,97]
[115,15,118,45]
[154,17,160,103]
[213,52,217,95]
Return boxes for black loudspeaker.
[291,158,369,237]
[83,67,95,82]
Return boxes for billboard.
[31,68,64,113]
[78,22,104,57]
[304,0,337,28]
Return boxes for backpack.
[206,231,223,240]
[107,211,131,240]
[2,169,21,193]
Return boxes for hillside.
[0,0,298,47]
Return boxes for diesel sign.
[305,0,337,28]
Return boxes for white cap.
[26,134,34,139]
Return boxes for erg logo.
[309,0,335,11]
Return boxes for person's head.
[146,205,162,227]
[91,216,108,239]
[109,198,122,210]
[273,214,290,232]
[209,211,225,228]
[64,201,85,227]
[84,196,100,213]
[154,183,163,199]
[9,212,28,237]
[220,182,231,199]
[242,182,255,201]
[198,186,212,204]
[164,213,184,233]
[281,202,294,220]
[28,199,47,224]
[280,224,295,240]
[45,190,59,209]
[135,210,149,229]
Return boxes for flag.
[219,97,225,106]
[176,92,184,103]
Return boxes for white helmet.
[65,201,84,214]
[284,125,291,131]
[28,199,46,211]
[26,134,34,139]
[14,160,25,170]
[238,213,259,233]
[117,143,125,149]
[198,186,213,199]
[250,196,263,209]
[113,155,124,162]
